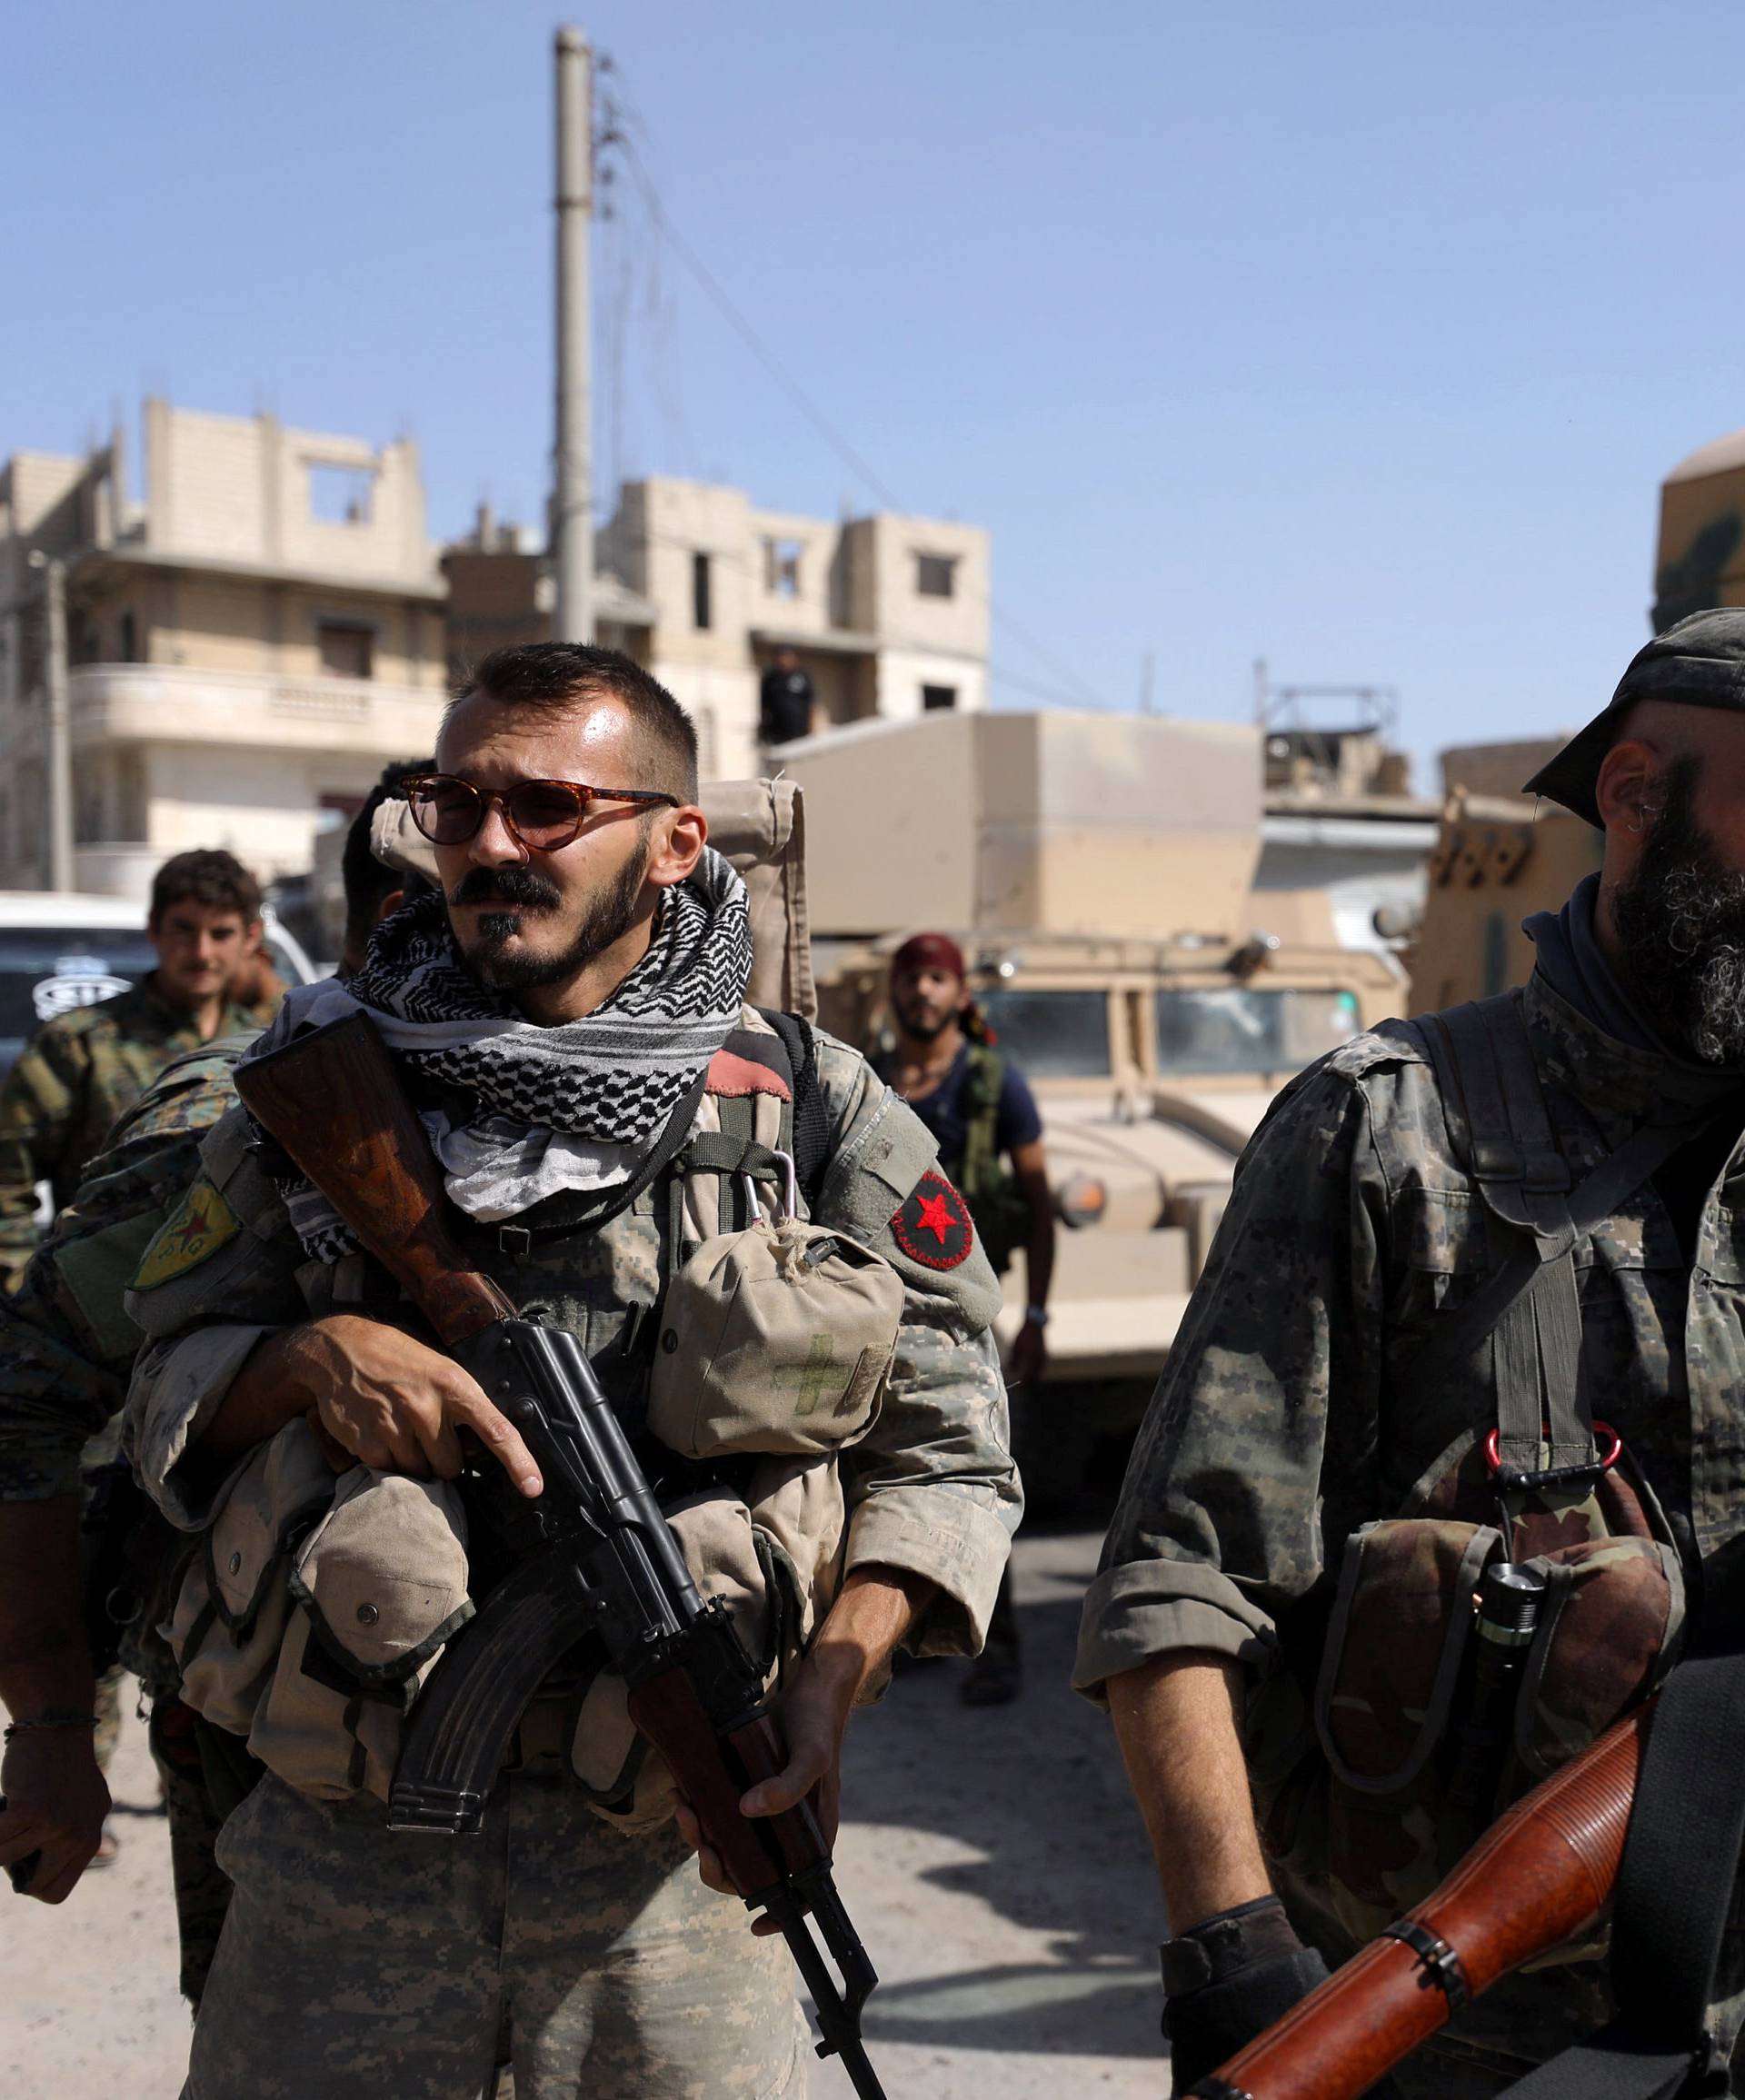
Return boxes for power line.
[599,86,1110,715]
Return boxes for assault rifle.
[234,1012,886,2100]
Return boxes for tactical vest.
[1253,991,1697,1953]
[944,1042,1029,1278]
[167,1010,907,1826]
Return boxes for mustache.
[447,867,562,911]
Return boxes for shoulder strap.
[1412,996,1589,1469]
[1410,994,1723,1476]
[755,1009,830,1214]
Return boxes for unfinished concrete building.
[0,400,447,897]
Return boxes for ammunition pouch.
[166,1418,474,1803]
[647,1216,901,1461]
[1260,1432,1683,1949]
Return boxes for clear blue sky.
[6,2,1743,784]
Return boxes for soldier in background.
[0,849,274,1293]
[876,931,1054,1704]
[758,644,817,750]
[0,766,425,1998]
[1079,610,1745,2095]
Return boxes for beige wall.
[70,568,445,689]
[843,514,990,662]
[143,401,434,588]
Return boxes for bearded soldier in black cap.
[1076,609,1745,2096]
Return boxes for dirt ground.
[1,1527,1166,2099]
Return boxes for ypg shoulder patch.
[891,1170,974,1270]
[132,1178,243,1290]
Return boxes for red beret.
[891,932,967,980]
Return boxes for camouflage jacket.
[125,1013,1019,1657]
[0,980,267,1290]
[0,1036,254,1502]
[1074,968,1745,1699]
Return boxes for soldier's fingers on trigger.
[446,1385,543,1498]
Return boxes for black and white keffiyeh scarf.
[246,846,753,1254]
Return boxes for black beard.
[450,847,649,994]
[892,997,954,1043]
[1611,756,1745,1066]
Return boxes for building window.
[118,611,138,663]
[317,621,374,680]
[763,538,802,597]
[922,683,958,712]
[914,552,958,600]
[692,552,713,632]
[308,463,375,524]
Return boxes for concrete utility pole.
[553,25,593,643]
[28,552,74,892]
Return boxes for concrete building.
[0,400,447,898]
[446,473,992,781]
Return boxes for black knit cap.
[1525,608,1745,827]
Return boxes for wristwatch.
[1023,1304,1050,1328]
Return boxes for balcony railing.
[67,662,444,754]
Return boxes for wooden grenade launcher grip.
[1195,1698,1652,2100]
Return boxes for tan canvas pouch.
[247,1468,473,1804]
[168,1417,335,1737]
[572,1479,813,1833]
[647,1217,902,1460]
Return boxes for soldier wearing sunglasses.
[117,642,1017,2100]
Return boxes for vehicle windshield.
[974,990,1111,1078]
[1154,986,1361,1077]
[0,921,309,1074]
[0,930,160,1072]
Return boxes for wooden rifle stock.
[233,1013,514,1347]
[1195,1698,1654,2100]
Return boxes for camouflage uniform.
[0,978,266,1291]
[0,1036,254,2001]
[125,1016,1017,2100]
[1074,970,1745,2096]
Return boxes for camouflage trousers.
[148,1697,237,2006]
[183,1770,809,2100]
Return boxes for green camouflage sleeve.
[0,1049,243,1500]
[122,1104,306,1529]
[0,1022,91,1289]
[809,1030,1020,1658]
[1072,1048,1391,1700]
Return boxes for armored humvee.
[775,709,1401,1500]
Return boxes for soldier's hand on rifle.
[673,1566,930,1931]
[204,1314,543,1497]
[0,1727,111,1905]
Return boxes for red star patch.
[891,1171,974,1270]
[167,1190,214,1251]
